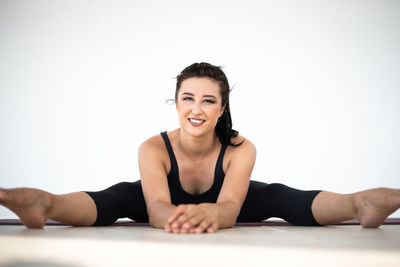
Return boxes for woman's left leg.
[237,180,400,228]
[237,181,322,226]
[311,188,400,228]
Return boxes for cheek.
[208,106,224,119]
[214,105,225,116]
[176,103,190,117]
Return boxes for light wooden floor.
[0,224,399,267]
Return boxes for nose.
[191,101,203,115]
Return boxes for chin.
[182,125,214,138]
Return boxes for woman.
[1,63,399,234]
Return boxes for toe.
[384,192,400,209]
[0,189,11,205]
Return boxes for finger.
[179,227,190,234]
[194,219,212,234]
[172,226,181,234]
[206,222,218,233]
[168,205,187,223]
[172,213,197,230]
[170,213,185,228]
[167,205,187,224]
[164,224,172,233]
[171,206,198,228]
[182,215,202,230]
[0,189,10,204]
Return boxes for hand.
[165,204,218,234]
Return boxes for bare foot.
[355,188,400,228]
[0,188,52,228]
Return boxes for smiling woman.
[175,63,240,147]
[0,63,399,233]
[177,78,225,140]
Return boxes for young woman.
[1,63,399,234]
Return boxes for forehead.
[179,77,221,97]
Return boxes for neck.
[177,129,219,157]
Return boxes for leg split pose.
[1,63,399,233]
[1,181,399,231]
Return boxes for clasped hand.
[165,204,218,234]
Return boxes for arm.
[167,137,257,233]
[214,138,257,227]
[138,137,176,229]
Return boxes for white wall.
[1,0,399,219]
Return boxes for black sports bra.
[160,131,228,205]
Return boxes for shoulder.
[138,133,169,163]
[229,135,256,155]
[225,135,257,167]
[139,134,164,152]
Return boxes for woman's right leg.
[0,180,148,228]
[0,188,97,228]
[85,181,148,226]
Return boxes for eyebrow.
[182,92,217,99]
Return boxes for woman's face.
[176,77,225,138]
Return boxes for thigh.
[237,181,321,226]
[85,180,149,225]
[237,180,275,222]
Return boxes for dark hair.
[175,62,242,146]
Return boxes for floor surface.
[0,224,399,267]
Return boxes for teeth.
[190,119,203,124]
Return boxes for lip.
[188,118,205,127]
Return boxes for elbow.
[148,213,164,229]
[148,213,156,227]
[216,201,242,228]
[147,207,162,229]
[148,216,161,229]
[146,205,158,228]
[229,213,240,227]
[220,216,238,229]
[147,201,173,229]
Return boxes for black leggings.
[85,180,322,226]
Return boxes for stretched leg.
[85,181,148,226]
[0,188,96,228]
[237,181,322,226]
[312,188,400,228]
[238,181,400,228]
[0,180,148,228]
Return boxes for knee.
[262,183,291,200]
[267,183,287,191]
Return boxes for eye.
[203,99,215,104]
[182,97,193,101]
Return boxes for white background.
[1,0,399,219]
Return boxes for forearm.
[148,201,177,229]
[199,201,240,229]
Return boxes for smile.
[188,118,205,126]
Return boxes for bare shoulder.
[228,135,257,157]
[139,134,165,153]
[138,134,168,166]
[224,134,257,171]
